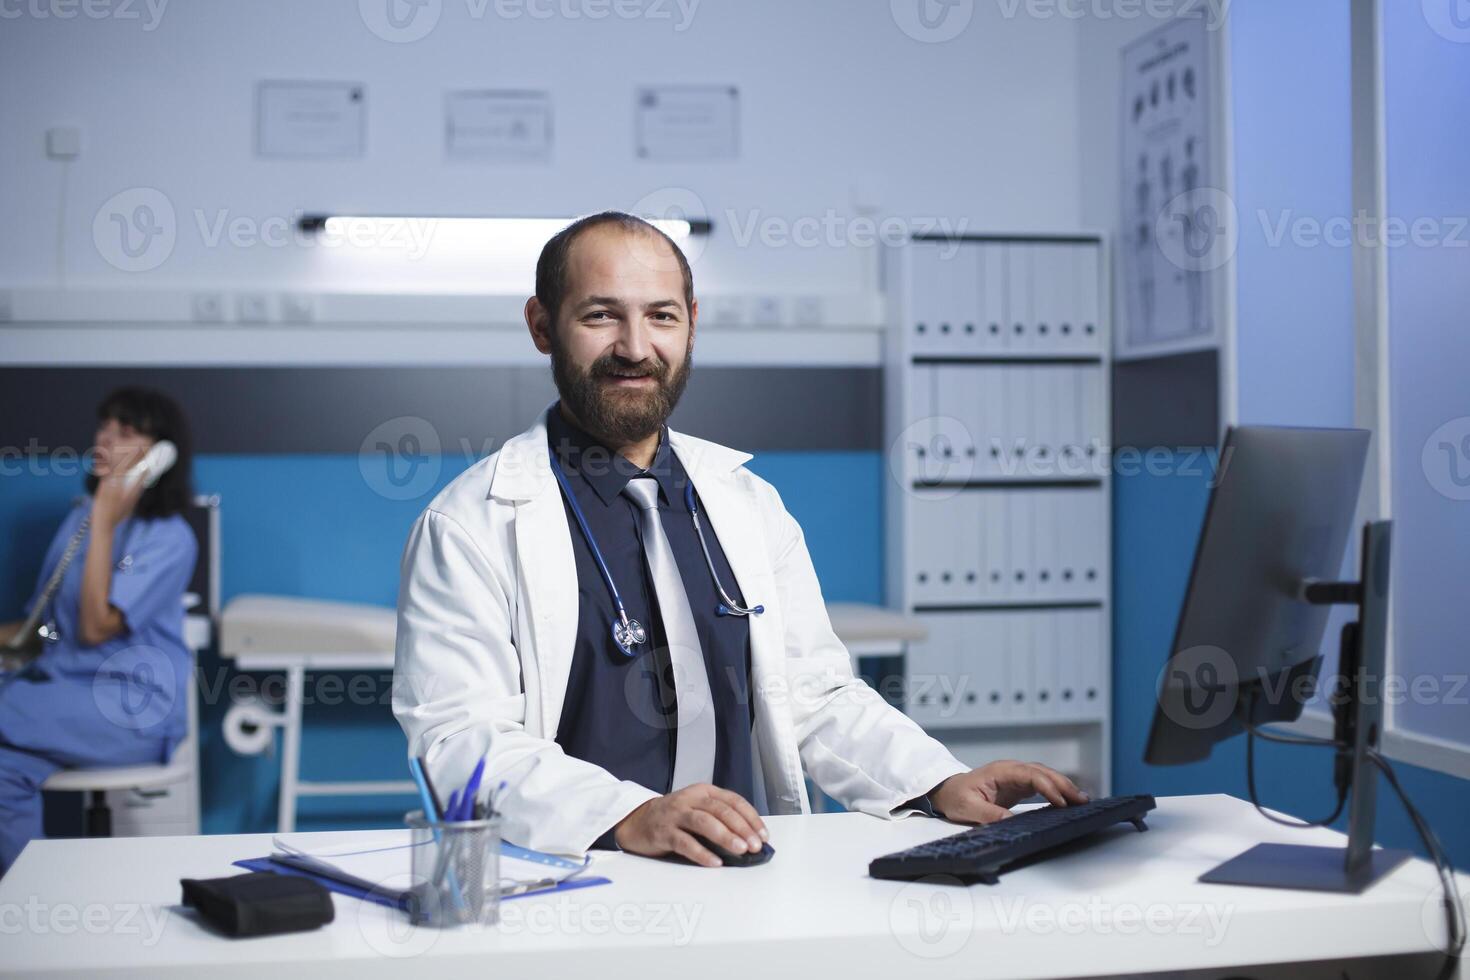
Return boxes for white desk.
[2,795,1460,979]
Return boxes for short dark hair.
[534,211,694,329]
[84,386,195,519]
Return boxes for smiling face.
[530,222,696,447]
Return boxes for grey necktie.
[623,475,716,790]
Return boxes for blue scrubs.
[0,500,197,874]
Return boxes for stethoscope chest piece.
[611,617,647,658]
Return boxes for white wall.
[0,0,1084,300]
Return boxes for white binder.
[1005,492,1033,599]
[1005,611,1035,721]
[979,490,1006,601]
[1004,368,1031,478]
[909,243,948,357]
[909,489,943,605]
[1005,243,1034,354]
[1081,488,1106,599]
[1075,243,1102,353]
[906,613,949,726]
[1059,609,1085,719]
[950,243,982,355]
[1080,608,1104,716]
[978,364,1007,479]
[980,243,1007,354]
[907,364,931,478]
[1031,245,1063,354]
[1032,489,1058,602]
[1031,366,1057,475]
[1054,365,1082,476]
[963,612,998,724]
[935,364,977,479]
[955,491,982,603]
[1079,365,1106,475]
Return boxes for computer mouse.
[692,833,775,867]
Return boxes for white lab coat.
[393,405,969,855]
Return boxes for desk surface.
[0,794,1457,979]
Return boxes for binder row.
[910,487,1107,605]
[906,608,1106,728]
[908,364,1108,482]
[909,240,1103,357]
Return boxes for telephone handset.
[119,440,177,490]
[2,440,179,658]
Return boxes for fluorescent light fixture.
[298,214,710,243]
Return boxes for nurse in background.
[0,387,198,875]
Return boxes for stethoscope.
[547,454,764,659]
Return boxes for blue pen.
[490,780,508,816]
[456,758,486,822]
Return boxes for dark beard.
[550,338,693,446]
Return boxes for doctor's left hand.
[928,760,1089,824]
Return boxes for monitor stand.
[1200,521,1411,895]
[1199,841,1409,894]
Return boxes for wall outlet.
[191,292,225,323]
[280,293,316,323]
[705,295,745,326]
[751,296,784,327]
[235,293,270,323]
[46,126,82,159]
[793,296,823,326]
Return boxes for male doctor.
[393,212,1087,866]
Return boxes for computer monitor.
[1144,425,1410,893]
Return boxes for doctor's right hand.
[614,784,768,867]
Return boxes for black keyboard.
[869,794,1156,884]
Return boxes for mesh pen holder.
[405,809,501,928]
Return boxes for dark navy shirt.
[547,405,755,844]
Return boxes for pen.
[456,757,486,822]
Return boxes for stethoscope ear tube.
[686,484,763,617]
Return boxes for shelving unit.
[883,234,1113,795]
